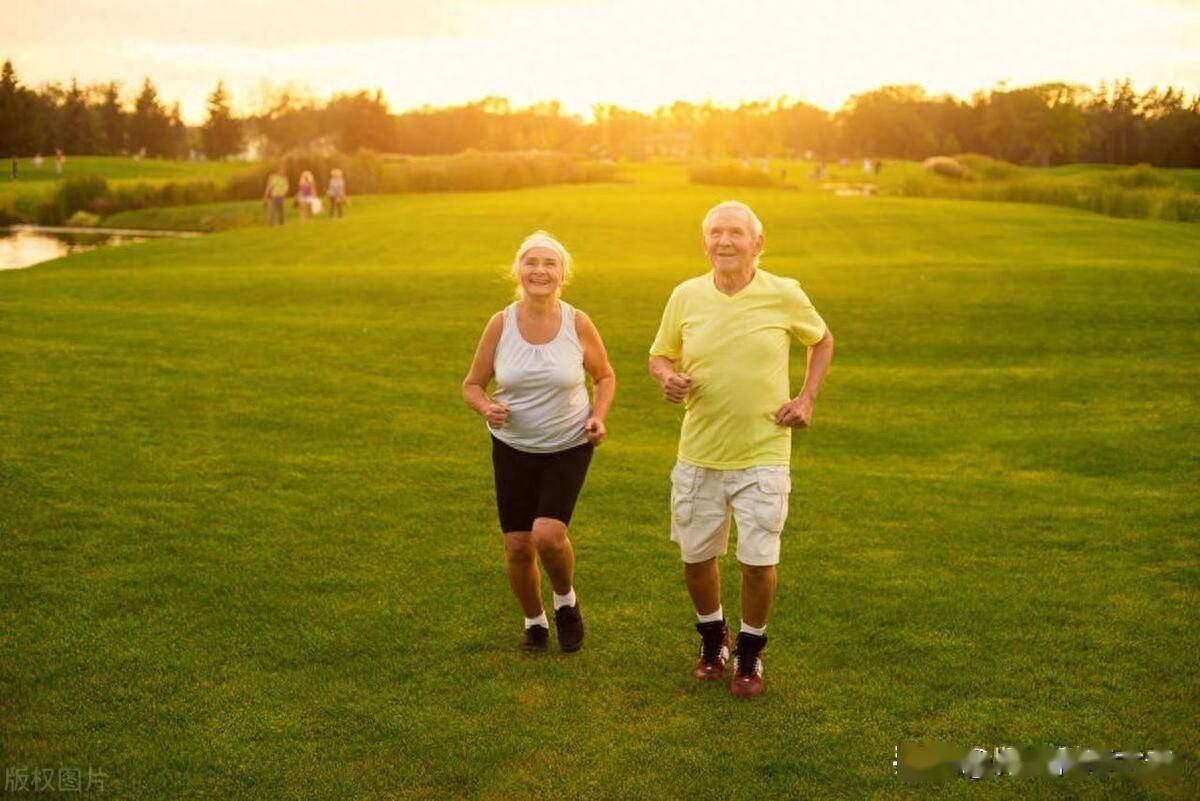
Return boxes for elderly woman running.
[462,232,615,653]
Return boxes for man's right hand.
[660,372,693,404]
[483,402,509,427]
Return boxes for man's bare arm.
[649,355,692,404]
[776,329,835,428]
[799,328,834,402]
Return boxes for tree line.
[2,57,1198,167]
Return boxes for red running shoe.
[692,620,729,680]
[731,632,767,698]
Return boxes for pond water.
[0,226,199,270]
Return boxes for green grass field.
[2,177,1198,798]
[7,156,253,185]
[762,158,1200,223]
[1033,164,1200,192]
[1,157,255,220]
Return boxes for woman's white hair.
[701,200,763,238]
[511,230,572,298]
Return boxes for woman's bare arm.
[462,312,509,427]
[576,310,615,443]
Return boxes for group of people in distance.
[261,165,348,225]
[462,200,836,698]
[8,149,64,180]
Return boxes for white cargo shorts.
[668,460,791,566]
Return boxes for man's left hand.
[775,396,814,428]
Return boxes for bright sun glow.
[10,0,1200,123]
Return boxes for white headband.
[517,235,569,269]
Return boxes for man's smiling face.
[703,207,763,275]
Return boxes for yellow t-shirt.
[266,174,290,198]
[649,268,827,469]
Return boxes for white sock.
[552,588,576,610]
[525,612,548,629]
[696,605,724,624]
[740,621,766,636]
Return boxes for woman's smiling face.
[518,247,564,298]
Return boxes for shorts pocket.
[670,462,701,527]
[753,467,791,532]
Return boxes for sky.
[6,0,1200,123]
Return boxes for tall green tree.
[324,89,394,153]
[167,101,188,158]
[837,85,937,158]
[201,81,242,159]
[0,59,29,155]
[775,100,837,158]
[58,79,102,155]
[129,79,172,156]
[1082,80,1143,164]
[1141,87,1199,167]
[592,104,651,160]
[255,88,321,154]
[97,82,126,154]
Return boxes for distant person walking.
[462,232,616,654]
[33,153,43,170]
[263,166,289,226]
[54,148,64,175]
[296,170,318,222]
[10,156,17,180]
[649,200,834,698]
[326,168,347,218]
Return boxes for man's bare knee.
[684,557,717,577]
[531,518,567,553]
[741,563,776,579]
[504,533,535,564]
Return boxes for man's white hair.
[701,200,763,238]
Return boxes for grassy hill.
[766,158,1200,222]
[7,156,254,185]
[1,157,256,221]
[1,180,1197,798]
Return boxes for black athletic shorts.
[491,435,594,533]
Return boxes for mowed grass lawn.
[6,156,253,185]
[1,157,255,218]
[1,182,1198,799]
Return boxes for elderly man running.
[648,200,834,698]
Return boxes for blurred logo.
[894,743,1177,783]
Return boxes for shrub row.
[30,150,620,225]
[1103,163,1173,189]
[951,153,1020,180]
[898,172,1200,222]
[225,151,388,199]
[223,150,617,199]
[922,156,965,179]
[383,150,619,193]
[687,161,780,187]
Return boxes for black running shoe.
[554,604,585,652]
[520,624,549,652]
